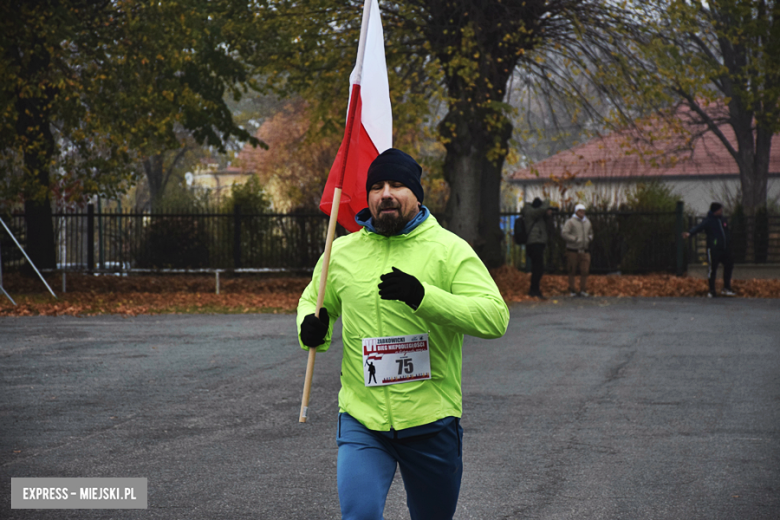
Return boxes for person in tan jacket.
[561,204,593,296]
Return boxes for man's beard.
[373,201,410,236]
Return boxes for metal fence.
[687,214,780,265]
[1,206,331,273]
[2,205,778,275]
[501,209,780,274]
[500,209,684,274]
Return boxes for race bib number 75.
[362,333,432,387]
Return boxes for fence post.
[87,203,95,271]
[234,204,241,269]
[97,197,104,269]
[675,201,684,276]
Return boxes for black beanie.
[710,202,723,213]
[365,148,424,203]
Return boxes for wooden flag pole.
[299,187,341,423]
[298,0,373,424]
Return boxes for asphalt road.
[1,297,779,519]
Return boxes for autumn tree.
[1,0,123,269]
[250,0,630,267]
[1,0,262,268]
[236,100,340,211]
[596,0,780,217]
[107,0,270,208]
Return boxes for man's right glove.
[378,267,424,310]
[300,308,330,348]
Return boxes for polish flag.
[319,0,392,233]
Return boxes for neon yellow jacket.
[296,215,509,431]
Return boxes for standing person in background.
[520,197,554,299]
[682,202,735,297]
[561,204,593,297]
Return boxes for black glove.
[378,267,424,310]
[300,308,330,348]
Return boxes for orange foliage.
[236,100,340,210]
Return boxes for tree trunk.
[15,41,57,271]
[712,6,775,258]
[143,154,165,209]
[143,148,190,209]
[743,125,772,215]
[23,198,56,271]
[18,121,57,270]
[420,2,535,268]
[441,106,513,269]
[726,105,771,262]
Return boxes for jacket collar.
[355,205,431,236]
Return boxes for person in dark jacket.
[520,198,554,299]
[682,202,736,297]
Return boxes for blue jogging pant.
[336,412,463,520]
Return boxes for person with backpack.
[516,197,554,299]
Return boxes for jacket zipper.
[575,219,586,249]
[378,236,395,429]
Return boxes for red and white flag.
[319,0,392,232]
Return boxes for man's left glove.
[300,308,330,348]
[378,267,424,310]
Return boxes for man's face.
[576,209,586,219]
[714,208,723,216]
[368,180,421,236]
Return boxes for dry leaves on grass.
[0,273,309,316]
[1,292,304,317]
[490,265,780,302]
[1,268,778,316]
[2,272,310,295]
